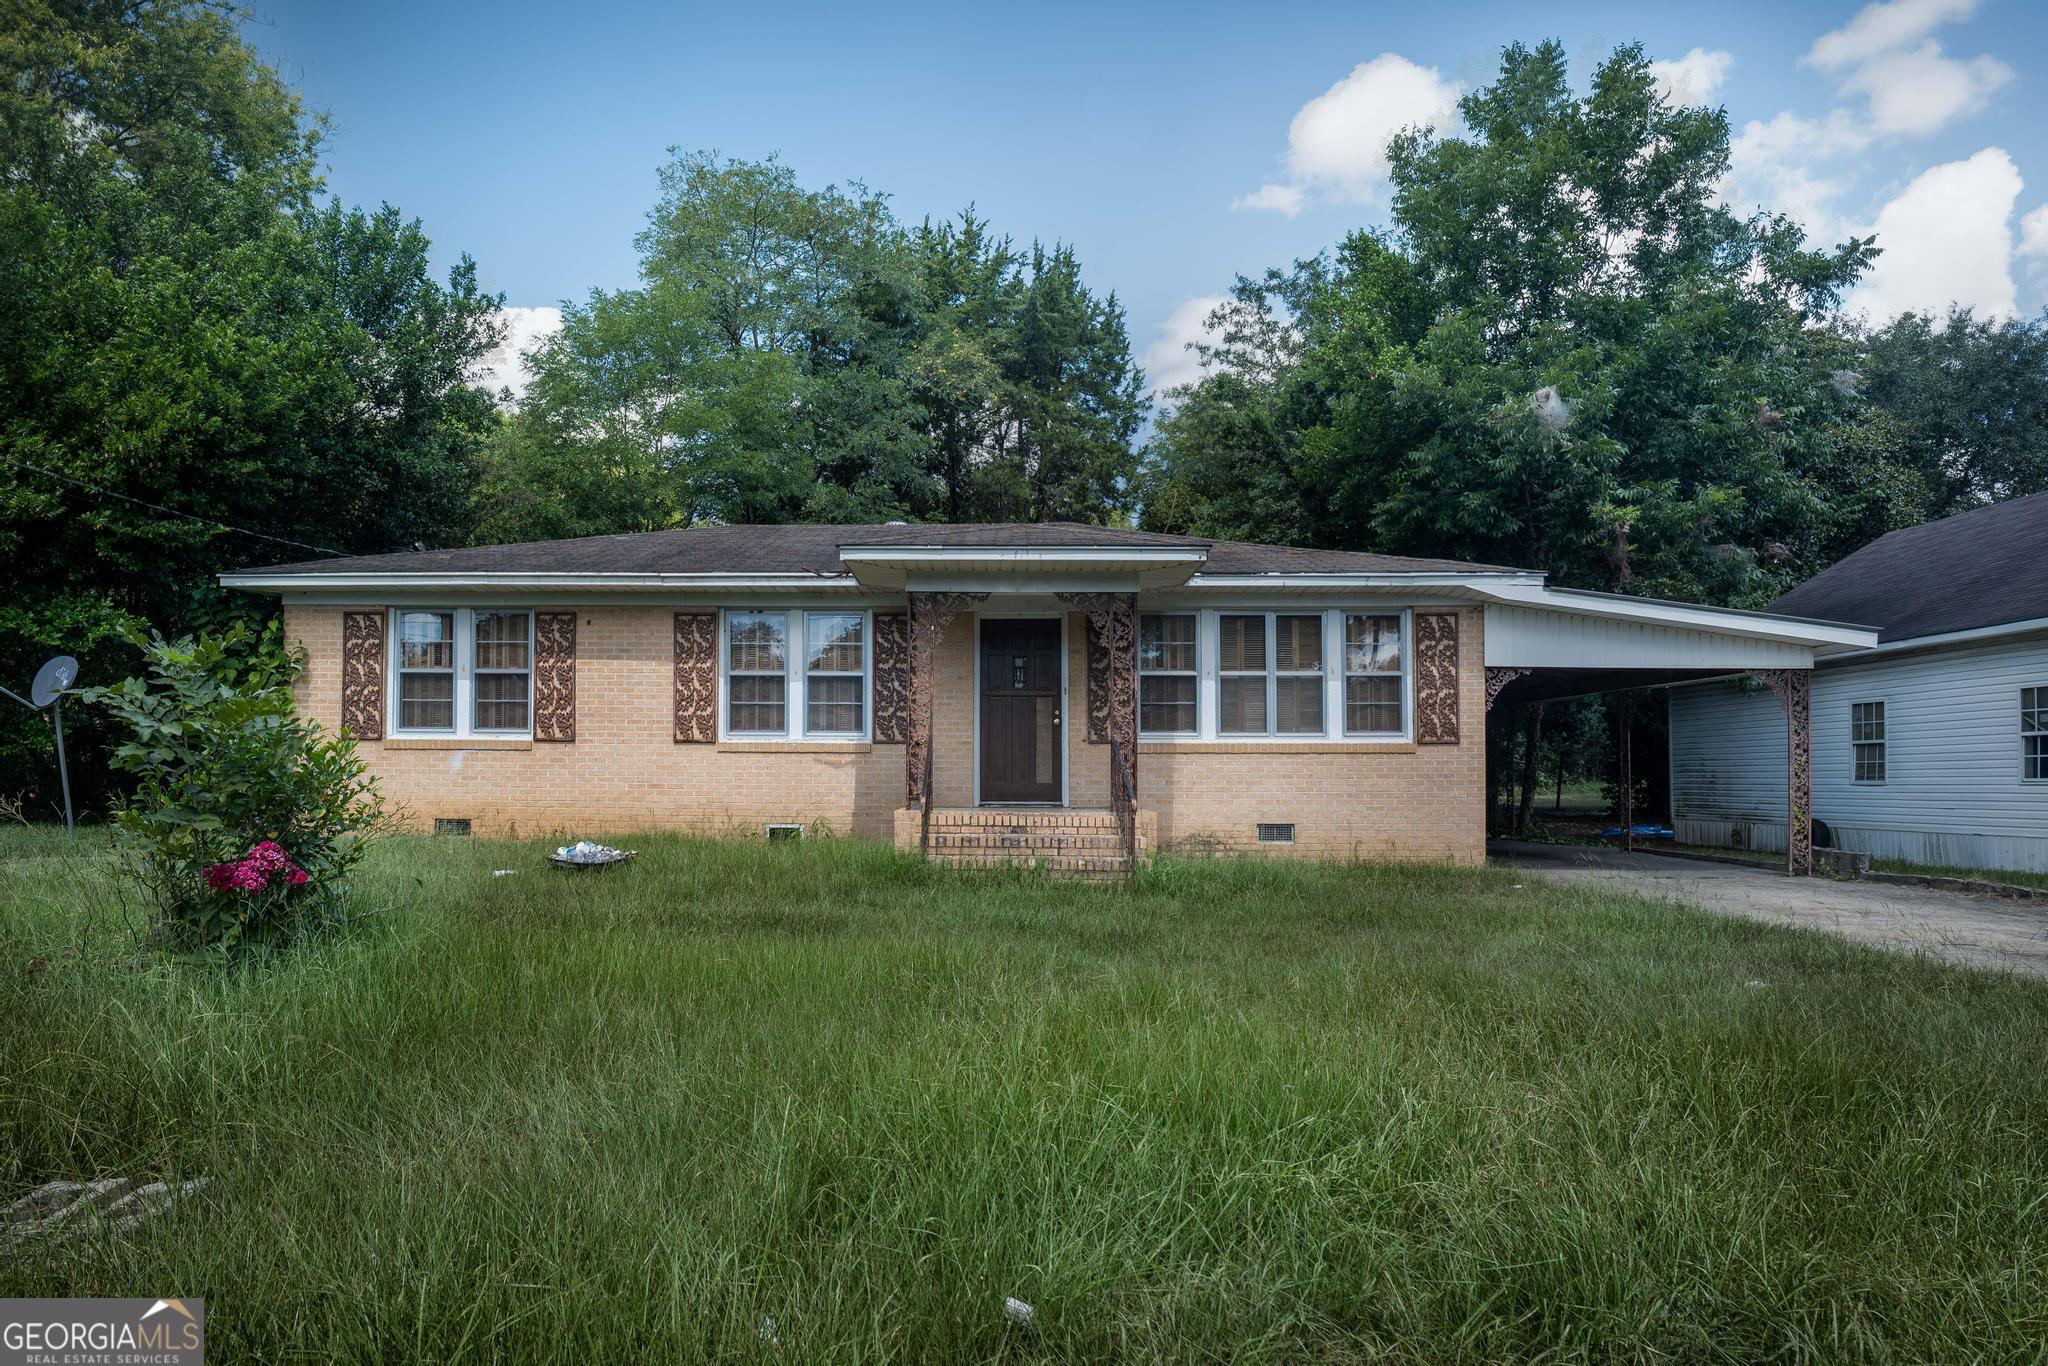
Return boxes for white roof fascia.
[1474,581,1878,652]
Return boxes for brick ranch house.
[223,524,1875,873]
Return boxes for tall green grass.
[2,829,2045,1361]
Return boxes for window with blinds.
[1138,613,1197,733]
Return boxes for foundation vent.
[434,818,473,837]
[1255,822,1296,844]
[765,824,803,842]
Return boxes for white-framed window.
[1159,608,1412,742]
[805,612,867,735]
[1851,699,1886,783]
[726,611,790,735]
[389,608,534,738]
[2023,686,2046,783]
[1138,613,1197,734]
[1344,614,1404,735]
[720,609,871,740]
[1218,612,1328,736]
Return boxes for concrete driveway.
[1492,841,2048,978]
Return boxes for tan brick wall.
[1137,607,1487,865]
[287,604,907,840]
[286,603,1486,864]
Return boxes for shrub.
[79,625,387,952]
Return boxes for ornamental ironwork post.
[1055,592,1138,802]
[1755,669,1814,877]
[904,592,987,806]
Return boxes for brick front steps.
[895,807,1154,877]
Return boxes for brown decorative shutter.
[673,612,717,743]
[340,610,386,740]
[1083,619,1111,743]
[533,612,577,741]
[1414,612,1462,745]
[871,611,909,743]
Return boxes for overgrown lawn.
[2,830,2045,1361]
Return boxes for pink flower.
[200,841,311,894]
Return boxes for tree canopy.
[0,0,502,811]
[1140,41,1925,604]
[472,153,1145,539]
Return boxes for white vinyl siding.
[1671,634,2048,871]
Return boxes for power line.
[1,453,346,558]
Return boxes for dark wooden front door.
[979,618,1063,803]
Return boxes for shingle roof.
[242,523,1526,578]
[1768,492,2048,643]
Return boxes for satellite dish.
[30,655,78,709]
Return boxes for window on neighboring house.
[1138,613,1197,734]
[726,611,788,735]
[805,612,866,735]
[396,611,455,731]
[2024,686,2047,782]
[1344,614,1403,734]
[1851,700,1886,782]
[391,608,534,737]
[472,611,532,732]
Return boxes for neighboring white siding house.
[1671,492,2048,874]
[1672,633,2048,871]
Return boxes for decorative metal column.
[904,592,987,807]
[1755,669,1814,877]
[1055,592,1138,801]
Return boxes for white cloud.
[475,305,563,401]
[1838,40,2011,135]
[1805,0,1976,71]
[1231,183,1305,217]
[1648,49,1733,105]
[1800,0,2007,140]
[1140,295,1228,396]
[1849,148,2021,320]
[1725,110,1870,240]
[1235,53,1460,214]
[2018,205,2048,262]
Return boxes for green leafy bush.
[79,625,387,952]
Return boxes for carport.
[1465,584,1877,875]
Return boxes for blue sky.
[248,0,2048,395]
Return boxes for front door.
[979,618,1063,804]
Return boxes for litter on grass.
[548,840,636,871]
[1004,1297,1035,1326]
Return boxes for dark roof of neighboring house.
[239,523,1526,578]
[1768,491,2048,644]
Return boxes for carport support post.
[1756,669,1814,877]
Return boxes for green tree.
[480,161,1148,537]
[0,0,501,814]
[1853,306,2048,517]
[1142,41,1877,605]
